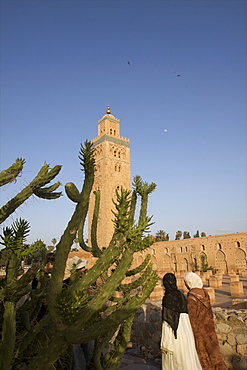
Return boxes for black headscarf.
[162,273,188,339]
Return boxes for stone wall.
[130,302,247,370]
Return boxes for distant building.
[88,106,131,248]
[86,107,247,276]
[138,232,247,277]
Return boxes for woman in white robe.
[160,273,202,370]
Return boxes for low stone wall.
[130,302,247,370]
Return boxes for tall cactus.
[0,141,157,369]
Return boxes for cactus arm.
[47,142,95,323]
[103,314,134,370]
[61,243,133,329]
[84,247,133,312]
[15,315,51,360]
[77,215,92,253]
[47,199,93,323]
[128,190,137,225]
[126,254,151,276]
[135,178,156,225]
[33,182,62,199]
[90,190,102,257]
[93,325,120,370]
[118,263,153,293]
[0,301,16,370]
[15,265,38,290]
[0,158,25,186]
[65,270,157,344]
[0,164,62,223]
[64,182,81,203]
[5,253,20,285]
[68,234,124,296]
[25,331,66,370]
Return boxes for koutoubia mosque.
[88,105,131,248]
[79,107,247,285]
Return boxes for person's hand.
[161,349,167,354]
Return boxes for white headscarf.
[184,272,203,289]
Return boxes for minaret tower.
[88,106,131,248]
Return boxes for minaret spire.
[106,105,111,114]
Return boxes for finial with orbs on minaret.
[106,105,111,114]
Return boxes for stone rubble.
[129,302,247,370]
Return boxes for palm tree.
[51,238,57,248]
[155,230,168,242]
[175,230,182,240]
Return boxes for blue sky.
[0,0,246,246]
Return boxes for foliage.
[200,254,213,272]
[200,254,208,272]
[193,230,200,238]
[51,238,57,247]
[183,231,191,239]
[0,141,157,370]
[193,230,206,238]
[175,230,182,240]
[155,230,169,242]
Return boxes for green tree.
[155,230,169,241]
[193,230,200,238]
[183,231,191,239]
[51,238,57,248]
[175,230,182,240]
[200,254,208,272]
[201,232,206,237]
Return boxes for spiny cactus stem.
[126,254,151,276]
[69,235,124,294]
[93,326,119,370]
[65,273,157,344]
[0,301,16,370]
[128,190,137,225]
[0,158,25,187]
[118,264,153,293]
[47,171,94,322]
[6,254,19,287]
[73,248,133,327]
[103,314,134,370]
[90,190,102,257]
[138,193,148,225]
[15,315,50,357]
[25,332,66,369]
[0,164,62,223]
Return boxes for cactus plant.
[0,159,62,223]
[0,158,25,186]
[0,140,157,369]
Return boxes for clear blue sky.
[1,0,246,246]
